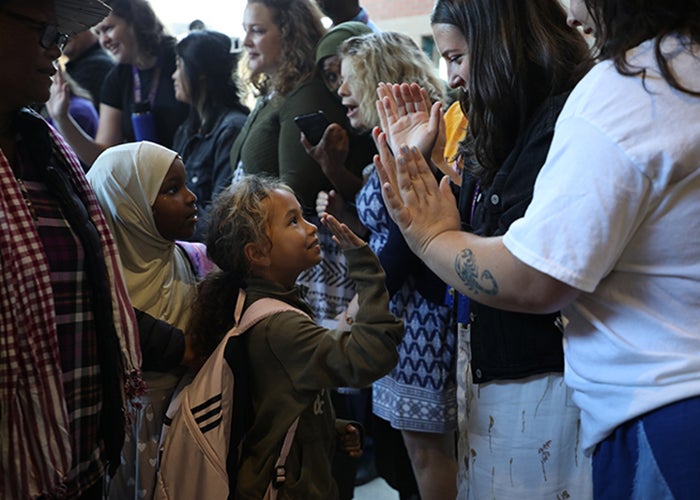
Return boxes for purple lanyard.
[132,61,161,105]
[469,179,481,226]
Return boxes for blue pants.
[592,395,700,499]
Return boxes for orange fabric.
[444,100,468,163]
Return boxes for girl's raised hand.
[321,212,366,250]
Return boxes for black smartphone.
[294,110,331,146]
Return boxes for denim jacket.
[173,108,247,241]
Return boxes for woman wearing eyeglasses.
[0,0,143,498]
[46,0,188,168]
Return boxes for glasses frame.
[0,9,69,51]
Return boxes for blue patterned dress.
[356,168,457,432]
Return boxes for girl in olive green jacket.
[188,175,403,499]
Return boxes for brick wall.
[363,0,571,21]
[363,0,434,21]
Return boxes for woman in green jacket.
[231,0,369,325]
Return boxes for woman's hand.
[376,82,439,158]
[317,190,368,238]
[316,189,342,219]
[377,82,460,185]
[372,128,461,257]
[301,123,350,179]
[46,66,71,122]
[321,212,366,250]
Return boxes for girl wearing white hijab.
[87,140,202,500]
[88,140,202,329]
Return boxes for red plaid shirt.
[0,110,143,498]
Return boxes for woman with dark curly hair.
[374,0,594,497]
[47,0,188,167]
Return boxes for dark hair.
[431,0,593,183]
[187,175,293,359]
[188,19,205,31]
[316,0,361,24]
[103,0,175,58]
[583,0,700,96]
[175,30,249,135]
[246,0,326,96]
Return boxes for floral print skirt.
[456,323,593,499]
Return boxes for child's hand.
[333,294,359,332]
[316,190,346,220]
[321,212,366,250]
[181,332,203,371]
[338,423,363,458]
[301,123,350,179]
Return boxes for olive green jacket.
[234,245,403,499]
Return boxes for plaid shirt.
[24,179,104,496]
[0,109,143,498]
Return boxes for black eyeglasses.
[0,10,69,50]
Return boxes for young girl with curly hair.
[187,175,404,498]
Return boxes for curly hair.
[431,0,593,184]
[583,0,700,97]
[246,0,326,96]
[187,175,294,358]
[103,0,175,58]
[175,30,249,135]
[339,31,446,133]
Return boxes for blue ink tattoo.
[455,248,498,295]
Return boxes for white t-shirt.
[504,35,700,453]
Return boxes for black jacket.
[457,94,569,383]
[135,308,185,372]
[65,42,115,110]
[17,109,127,473]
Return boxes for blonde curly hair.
[339,31,446,133]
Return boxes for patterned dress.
[296,219,356,322]
[356,168,457,432]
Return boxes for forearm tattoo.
[454,248,499,296]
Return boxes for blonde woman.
[337,32,458,500]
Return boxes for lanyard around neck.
[469,179,481,226]
[132,61,161,105]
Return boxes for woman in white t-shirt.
[372,0,700,497]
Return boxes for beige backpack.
[155,290,308,500]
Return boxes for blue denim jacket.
[173,108,248,241]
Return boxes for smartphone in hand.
[294,110,331,146]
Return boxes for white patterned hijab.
[88,141,197,330]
